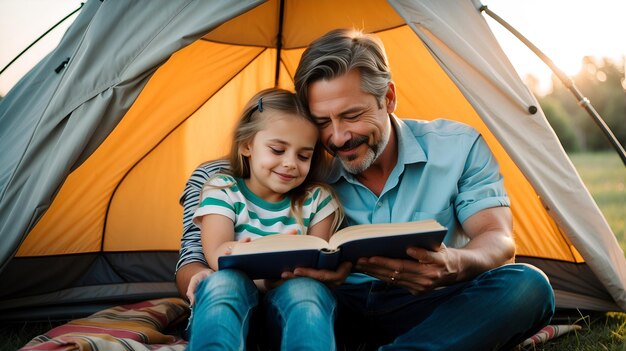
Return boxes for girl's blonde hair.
[205,88,343,234]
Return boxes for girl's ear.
[240,142,252,157]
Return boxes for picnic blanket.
[20,297,579,350]
[518,324,583,348]
[20,298,189,351]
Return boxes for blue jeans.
[334,263,555,351]
[187,269,337,350]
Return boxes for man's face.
[307,70,393,174]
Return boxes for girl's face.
[241,113,319,202]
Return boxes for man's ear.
[385,81,397,113]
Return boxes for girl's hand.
[253,278,283,292]
[186,268,214,305]
[224,237,252,255]
[262,278,285,291]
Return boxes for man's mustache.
[328,136,369,155]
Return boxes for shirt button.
[376,201,382,207]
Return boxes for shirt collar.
[393,114,426,165]
[327,114,427,183]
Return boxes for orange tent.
[0,0,624,319]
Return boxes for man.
[176,29,554,350]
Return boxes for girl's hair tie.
[257,98,263,112]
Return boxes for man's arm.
[176,262,213,302]
[175,160,230,302]
[354,206,515,294]
[449,206,515,280]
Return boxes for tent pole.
[0,3,84,76]
[480,5,626,167]
[274,0,285,87]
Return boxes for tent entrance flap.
[480,4,626,166]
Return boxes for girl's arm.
[307,213,336,242]
[200,214,238,270]
[306,186,343,242]
[259,214,337,292]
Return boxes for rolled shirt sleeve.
[455,135,509,224]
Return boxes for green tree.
[539,56,626,152]
[538,95,581,152]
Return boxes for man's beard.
[328,127,390,175]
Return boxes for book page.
[230,234,328,255]
[328,219,446,249]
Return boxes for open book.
[218,219,447,279]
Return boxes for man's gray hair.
[294,29,392,110]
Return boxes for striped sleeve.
[307,186,340,228]
[192,176,238,226]
[176,160,230,272]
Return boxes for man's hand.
[261,278,284,291]
[186,267,214,305]
[281,261,352,288]
[354,207,515,294]
[355,244,459,294]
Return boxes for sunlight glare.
[485,0,626,97]
[552,54,583,77]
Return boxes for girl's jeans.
[187,269,336,350]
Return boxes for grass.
[522,312,626,351]
[1,152,625,350]
[569,152,626,253]
[525,151,626,351]
[0,320,63,350]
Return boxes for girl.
[187,88,343,351]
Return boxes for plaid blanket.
[20,297,579,350]
[20,298,189,351]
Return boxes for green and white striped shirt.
[193,175,339,240]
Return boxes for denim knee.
[195,269,257,305]
[527,264,555,306]
[188,270,259,350]
[506,264,553,299]
[497,263,555,319]
[265,278,337,350]
[281,278,334,301]
[268,277,336,314]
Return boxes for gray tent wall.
[0,0,262,319]
[0,0,624,319]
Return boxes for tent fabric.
[0,0,624,319]
[0,0,262,269]
[391,0,626,309]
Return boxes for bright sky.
[1,0,625,96]
[486,0,626,94]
